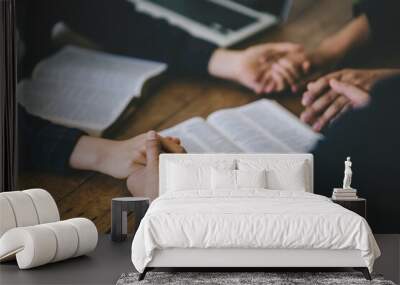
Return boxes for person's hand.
[301,78,370,132]
[70,131,185,200]
[329,79,370,108]
[89,133,183,179]
[126,131,186,201]
[300,69,399,131]
[258,49,311,93]
[208,43,310,94]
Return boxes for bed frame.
[140,248,370,280]
[139,154,371,280]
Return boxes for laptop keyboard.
[146,0,258,34]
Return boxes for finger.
[164,136,181,145]
[329,79,370,108]
[302,60,311,73]
[247,67,268,94]
[254,63,271,83]
[277,58,302,92]
[309,89,340,116]
[273,63,296,89]
[144,131,161,201]
[172,137,181,145]
[271,70,285,92]
[278,58,301,80]
[300,105,319,126]
[145,131,161,164]
[300,90,338,124]
[259,70,274,93]
[134,149,147,166]
[312,96,349,132]
[307,77,330,93]
[264,79,276,94]
[160,136,186,153]
[300,106,318,126]
[257,49,285,65]
[302,78,330,106]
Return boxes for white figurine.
[342,157,353,189]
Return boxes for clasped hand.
[225,44,400,132]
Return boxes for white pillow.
[236,169,267,189]
[166,160,235,192]
[211,169,267,190]
[211,168,236,190]
[237,159,309,192]
[167,163,210,191]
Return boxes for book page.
[17,79,130,136]
[160,117,242,153]
[238,99,323,152]
[207,99,323,153]
[33,46,166,98]
[207,109,292,153]
[23,46,166,135]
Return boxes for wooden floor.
[17,0,399,233]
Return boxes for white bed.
[131,154,380,280]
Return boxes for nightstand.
[111,197,150,242]
[331,198,366,219]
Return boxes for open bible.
[17,46,166,136]
[161,99,323,153]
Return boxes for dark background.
[0,0,18,193]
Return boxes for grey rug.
[117,272,396,285]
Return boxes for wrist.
[69,135,114,174]
[309,40,345,70]
[208,48,242,81]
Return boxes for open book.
[17,46,167,136]
[161,99,323,153]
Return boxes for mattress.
[131,190,380,273]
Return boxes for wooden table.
[17,0,400,233]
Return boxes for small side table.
[331,198,366,219]
[111,197,150,242]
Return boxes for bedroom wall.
[374,235,400,283]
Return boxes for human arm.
[308,14,371,72]
[301,0,400,73]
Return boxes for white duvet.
[131,190,380,273]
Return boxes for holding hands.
[211,39,399,133]
[301,69,399,131]
[235,43,311,94]
[209,42,311,94]
[70,131,186,200]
